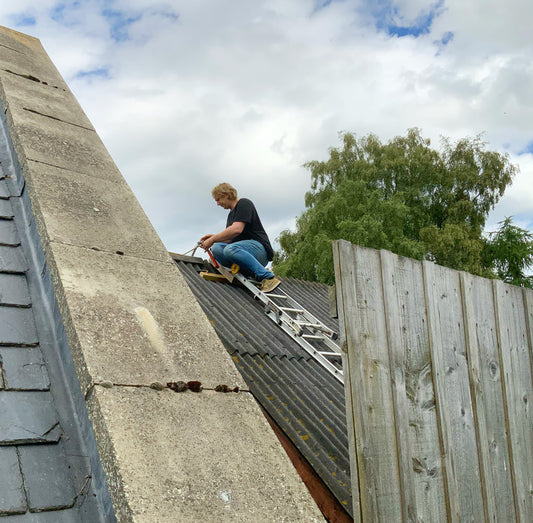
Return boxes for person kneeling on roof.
[200,182,281,293]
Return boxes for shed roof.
[175,257,352,515]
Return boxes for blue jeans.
[211,240,274,281]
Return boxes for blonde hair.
[211,182,237,200]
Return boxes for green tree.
[483,217,533,287]
[273,128,518,284]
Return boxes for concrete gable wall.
[0,25,323,522]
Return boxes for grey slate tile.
[0,391,61,444]
[0,218,20,246]
[0,446,27,515]
[0,273,31,306]
[0,198,14,218]
[18,443,77,512]
[0,53,112,521]
[0,246,28,273]
[1,507,80,522]
[0,348,50,390]
[0,307,38,345]
[0,179,8,199]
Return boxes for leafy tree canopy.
[483,217,533,288]
[273,128,522,285]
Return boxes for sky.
[1,0,532,256]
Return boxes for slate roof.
[175,257,352,516]
[0,148,111,519]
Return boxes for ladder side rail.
[231,271,343,354]
[263,308,344,384]
[233,272,341,345]
[215,268,344,383]
[275,294,339,342]
[232,273,340,348]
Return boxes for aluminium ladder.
[214,263,344,384]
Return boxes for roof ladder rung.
[219,268,344,384]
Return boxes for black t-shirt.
[226,198,274,261]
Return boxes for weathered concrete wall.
[0,26,324,522]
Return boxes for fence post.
[333,240,402,522]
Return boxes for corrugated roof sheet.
[175,258,352,515]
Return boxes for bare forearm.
[210,226,240,243]
[201,222,244,249]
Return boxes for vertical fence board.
[380,250,446,522]
[494,281,533,521]
[522,288,533,522]
[422,261,484,521]
[333,241,402,522]
[524,287,533,402]
[460,272,516,521]
[333,241,362,523]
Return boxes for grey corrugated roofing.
[175,257,352,515]
[0,120,113,520]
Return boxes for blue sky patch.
[48,2,178,42]
[101,6,179,42]
[50,4,64,22]
[75,68,110,81]
[11,13,37,27]
[147,7,179,24]
[519,141,533,155]
[102,8,142,42]
[367,0,444,38]
[440,31,453,45]
[311,0,337,15]
[434,30,454,54]
[50,2,82,26]
[51,3,67,23]
[315,0,333,9]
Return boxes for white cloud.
[1,0,532,255]
[488,153,533,231]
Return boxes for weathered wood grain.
[494,281,533,521]
[422,261,484,522]
[333,240,402,522]
[380,250,446,522]
[460,272,515,521]
[333,240,361,522]
[334,240,529,522]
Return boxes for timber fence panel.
[333,241,402,522]
[334,240,532,522]
[460,272,516,522]
[380,250,446,522]
[422,261,485,522]
[494,281,533,521]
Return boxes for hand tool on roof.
[177,244,200,257]
[177,242,221,266]
[196,243,220,268]
[198,247,234,284]
[206,249,219,269]
[206,257,344,384]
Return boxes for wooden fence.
[332,240,533,522]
